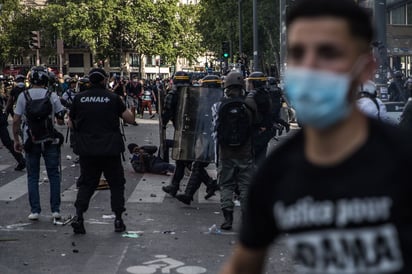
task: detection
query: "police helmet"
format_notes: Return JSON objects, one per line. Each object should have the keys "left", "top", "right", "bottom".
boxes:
{"left": 200, "top": 75, "right": 221, "bottom": 87}
{"left": 172, "top": 71, "right": 190, "bottom": 86}
{"left": 15, "top": 74, "right": 26, "bottom": 82}
{"left": 224, "top": 71, "right": 244, "bottom": 89}
{"left": 267, "top": 77, "right": 278, "bottom": 86}
{"left": 248, "top": 71, "right": 267, "bottom": 88}
{"left": 394, "top": 71, "right": 403, "bottom": 79}
{"left": 358, "top": 80, "right": 376, "bottom": 95}
{"left": 29, "top": 66, "right": 49, "bottom": 86}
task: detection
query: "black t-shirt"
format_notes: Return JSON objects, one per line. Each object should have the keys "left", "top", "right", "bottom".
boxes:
{"left": 69, "top": 87, "right": 127, "bottom": 155}
{"left": 126, "top": 81, "right": 142, "bottom": 98}
{"left": 240, "top": 119, "right": 412, "bottom": 273}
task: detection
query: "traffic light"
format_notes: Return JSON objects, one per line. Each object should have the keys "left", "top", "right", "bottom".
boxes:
{"left": 222, "top": 41, "right": 230, "bottom": 59}
{"left": 29, "top": 31, "right": 40, "bottom": 49}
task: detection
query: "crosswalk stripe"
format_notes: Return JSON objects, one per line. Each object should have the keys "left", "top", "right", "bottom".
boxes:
{"left": 0, "top": 165, "right": 11, "bottom": 172}
{"left": 0, "top": 166, "right": 68, "bottom": 202}
{"left": 61, "top": 183, "right": 79, "bottom": 202}
{"left": 127, "top": 173, "right": 169, "bottom": 203}
{"left": 0, "top": 174, "right": 28, "bottom": 201}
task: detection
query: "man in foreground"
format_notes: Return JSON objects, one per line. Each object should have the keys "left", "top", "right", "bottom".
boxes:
{"left": 220, "top": 0, "right": 412, "bottom": 273}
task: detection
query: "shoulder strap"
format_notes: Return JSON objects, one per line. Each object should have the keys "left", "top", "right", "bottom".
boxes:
{"left": 24, "top": 89, "right": 32, "bottom": 102}
{"left": 361, "top": 92, "right": 381, "bottom": 119}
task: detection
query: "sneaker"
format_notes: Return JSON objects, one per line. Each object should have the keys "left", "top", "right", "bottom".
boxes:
{"left": 28, "top": 212, "right": 39, "bottom": 220}
{"left": 15, "top": 162, "right": 26, "bottom": 171}
{"left": 52, "top": 212, "right": 61, "bottom": 219}
{"left": 132, "top": 121, "right": 138, "bottom": 126}
{"left": 71, "top": 216, "right": 86, "bottom": 234}
{"left": 150, "top": 114, "right": 155, "bottom": 119}
{"left": 114, "top": 219, "right": 126, "bottom": 232}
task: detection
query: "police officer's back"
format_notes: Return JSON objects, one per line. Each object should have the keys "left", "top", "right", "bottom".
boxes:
{"left": 68, "top": 68, "right": 135, "bottom": 234}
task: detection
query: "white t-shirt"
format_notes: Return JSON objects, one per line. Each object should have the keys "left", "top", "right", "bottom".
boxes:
{"left": 357, "top": 97, "right": 392, "bottom": 124}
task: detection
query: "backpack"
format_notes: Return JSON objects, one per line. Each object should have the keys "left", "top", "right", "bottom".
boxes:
{"left": 24, "top": 89, "right": 55, "bottom": 144}
{"left": 217, "top": 96, "right": 251, "bottom": 147}
{"left": 359, "top": 92, "right": 381, "bottom": 120}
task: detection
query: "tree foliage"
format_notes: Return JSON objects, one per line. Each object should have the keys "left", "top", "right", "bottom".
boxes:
{"left": 197, "top": 0, "right": 281, "bottom": 76}
{"left": 0, "top": 0, "right": 203, "bottom": 67}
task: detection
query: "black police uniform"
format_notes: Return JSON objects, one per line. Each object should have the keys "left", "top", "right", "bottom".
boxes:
{"left": 0, "top": 95, "right": 25, "bottom": 170}
{"left": 70, "top": 86, "right": 127, "bottom": 222}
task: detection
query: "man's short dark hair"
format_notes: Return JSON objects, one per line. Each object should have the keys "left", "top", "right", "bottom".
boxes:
{"left": 286, "top": 0, "right": 374, "bottom": 46}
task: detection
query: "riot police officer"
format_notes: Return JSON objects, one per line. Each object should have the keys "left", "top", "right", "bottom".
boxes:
{"left": 161, "top": 71, "right": 193, "bottom": 197}
{"left": 246, "top": 71, "right": 274, "bottom": 164}
{"left": 174, "top": 75, "right": 222, "bottom": 205}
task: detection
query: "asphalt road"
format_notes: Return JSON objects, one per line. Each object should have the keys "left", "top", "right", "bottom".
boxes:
{"left": 0, "top": 114, "right": 297, "bottom": 274}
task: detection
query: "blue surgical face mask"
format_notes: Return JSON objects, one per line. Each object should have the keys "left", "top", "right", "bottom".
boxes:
{"left": 16, "top": 82, "right": 26, "bottom": 89}
{"left": 284, "top": 68, "right": 354, "bottom": 129}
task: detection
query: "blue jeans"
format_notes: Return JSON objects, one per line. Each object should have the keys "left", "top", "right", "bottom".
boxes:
{"left": 26, "top": 144, "right": 61, "bottom": 214}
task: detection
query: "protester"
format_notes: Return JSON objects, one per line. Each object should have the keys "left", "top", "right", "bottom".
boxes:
{"left": 127, "top": 143, "right": 175, "bottom": 175}
{"left": 220, "top": 0, "right": 412, "bottom": 273}
{"left": 357, "top": 79, "right": 391, "bottom": 123}
{"left": 12, "top": 66, "right": 65, "bottom": 220}
{"left": 68, "top": 68, "right": 135, "bottom": 234}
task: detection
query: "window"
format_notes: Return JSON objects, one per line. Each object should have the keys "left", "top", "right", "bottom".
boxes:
{"left": 29, "top": 55, "right": 40, "bottom": 66}
{"left": 146, "top": 55, "right": 154, "bottom": 66}
{"left": 392, "top": 5, "right": 406, "bottom": 25}
{"left": 48, "top": 55, "right": 58, "bottom": 65}
{"left": 407, "top": 4, "right": 412, "bottom": 25}
{"left": 130, "top": 53, "right": 140, "bottom": 67}
{"left": 69, "top": 54, "right": 84, "bottom": 67}
{"left": 109, "top": 54, "right": 121, "bottom": 67}
{"left": 13, "top": 56, "right": 23, "bottom": 65}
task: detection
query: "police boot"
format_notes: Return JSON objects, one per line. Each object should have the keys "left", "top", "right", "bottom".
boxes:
{"left": 175, "top": 168, "right": 202, "bottom": 205}
{"left": 221, "top": 209, "right": 233, "bottom": 230}
{"left": 205, "top": 179, "right": 219, "bottom": 200}
{"left": 162, "top": 181, "right": 179, "bottom": 197}
{"left": 7, "top": 143, "right": 25, "bottom": 171}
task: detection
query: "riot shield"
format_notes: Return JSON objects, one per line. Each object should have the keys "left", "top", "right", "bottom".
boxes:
{"left": 172, "top": 86, "right": 223, "bottom": 162}
{"left": 157, "top": 87, "right": 167, "bottom": 161}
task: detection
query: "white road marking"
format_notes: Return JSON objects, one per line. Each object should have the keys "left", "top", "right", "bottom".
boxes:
{"left": 127, "top": 173, "right": 168, "bottom": 203}
{"left": 0, "top": 164, "right": 11, "bottom": 172}
{"left": 0, "top": 166, "right": 67, "bottom": 201}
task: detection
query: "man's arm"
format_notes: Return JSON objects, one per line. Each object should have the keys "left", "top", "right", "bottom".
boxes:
{"left": 122, "top": 108, "right": 135, "bottom": 124}
{"left": 12, "top": 114, "right": 23, "bottom": 153}
{"left": 219, "top": 244, "right": 268, "bottom": 274}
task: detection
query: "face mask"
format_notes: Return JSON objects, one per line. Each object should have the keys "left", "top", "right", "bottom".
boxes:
{"left": 133, "top": 79, "right": 138, "bottom": 83}
{"left": 284, "top": 67, "right": 355, "bottom": 129}
{"left": 16, "top": 82, "right": 26, "bottom": 88}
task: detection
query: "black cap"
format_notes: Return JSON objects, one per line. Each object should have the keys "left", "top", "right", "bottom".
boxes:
{"left": 89, "top": 68, "right": 108, "bottom": 83}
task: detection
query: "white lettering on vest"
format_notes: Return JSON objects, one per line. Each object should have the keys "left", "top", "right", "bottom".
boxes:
{"left": 80, "top": 96, "right": 110, "bottom": 103}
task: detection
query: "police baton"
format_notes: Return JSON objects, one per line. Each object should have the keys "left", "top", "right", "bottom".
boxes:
{"left": 65, "top": 126, "right": 70, "bottom": 143}
{"left": 120, "top": 118, "right": 126, "bottom": 162}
